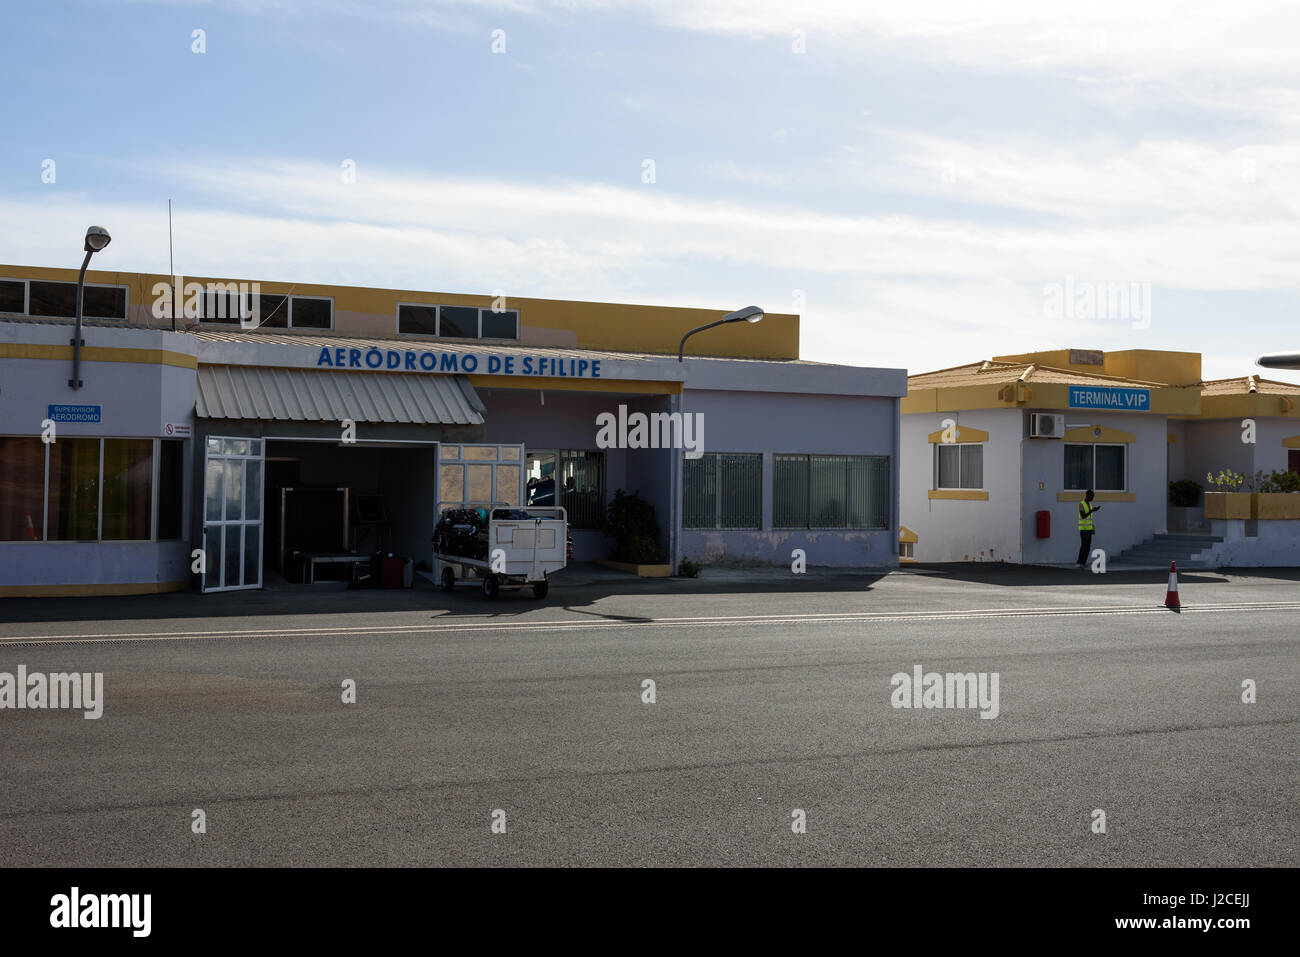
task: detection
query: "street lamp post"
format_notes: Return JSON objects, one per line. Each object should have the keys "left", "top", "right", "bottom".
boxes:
{"left": 677, "top": 305, "right": 764, "bottom": 362}
{"left": 70, "top": 226, "right": 111, "bottom": 390}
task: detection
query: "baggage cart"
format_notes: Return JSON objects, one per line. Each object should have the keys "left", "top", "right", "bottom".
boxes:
{"left": 435, "top": 506, "right": 568, "bottom": 599}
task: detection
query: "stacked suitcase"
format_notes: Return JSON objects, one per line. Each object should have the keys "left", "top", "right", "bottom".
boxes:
{"left": 433, "top": 508, "right": 490, "bottom": 561}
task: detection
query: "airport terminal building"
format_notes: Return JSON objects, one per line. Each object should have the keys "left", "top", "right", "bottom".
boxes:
{"left": 0, "top": 264, "right": 905, "bottom": 596}
{"left": 900, "top": 348, "right": 1300, "bottom": 566}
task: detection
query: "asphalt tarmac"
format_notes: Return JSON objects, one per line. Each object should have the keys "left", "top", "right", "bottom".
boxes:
{"left": 0, "top": 564, "right": 1296, "bottom": 866}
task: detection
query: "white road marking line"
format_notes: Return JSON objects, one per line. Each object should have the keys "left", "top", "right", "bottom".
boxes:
{"left": 2, "top": 601, "right": 1299, "bottom": 645}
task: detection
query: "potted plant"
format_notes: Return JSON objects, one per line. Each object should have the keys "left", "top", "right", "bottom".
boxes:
{"left": 1167, "top": 479, "right": 1204, "bottom": 531}
{"left": 1252, "top": 469, "right": 1300, "bottom": 519}
{"left": 1203, "top": 469, "right": 1251, "bottom": 519}
{"left": 1204, "top": 469, "right": 1300, "bottom": 520}
{"left": 598, "top": 489, "right": 671, "bottom": 576}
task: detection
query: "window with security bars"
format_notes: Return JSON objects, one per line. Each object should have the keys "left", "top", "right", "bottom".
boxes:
{"left": 774, "top": 454, "right": 890, "bottom": 529}
{"left": 525, "top": 449, "right": 606, "bottom": 528}
{"left": 683, "top": 453, "right": 761, "bottom": 529}
{"left": 559, "top": 451, "right": 605, "bottom": 528}
{"left": 934, "top": 444, "right": 984, "bottom": 489}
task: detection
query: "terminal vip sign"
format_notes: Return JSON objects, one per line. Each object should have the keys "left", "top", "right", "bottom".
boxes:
{"left": 1067, "top": 386, "right": 1150, "bottom": 411}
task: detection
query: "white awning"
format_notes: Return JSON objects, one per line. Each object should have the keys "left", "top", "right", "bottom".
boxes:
{"left": 195, "top": 365, "right": 485, "bottom": 425}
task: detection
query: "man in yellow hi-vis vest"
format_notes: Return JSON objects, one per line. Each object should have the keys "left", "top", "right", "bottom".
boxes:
{"left": 1076, "top": 489, "right": 1101, "bottom": 567}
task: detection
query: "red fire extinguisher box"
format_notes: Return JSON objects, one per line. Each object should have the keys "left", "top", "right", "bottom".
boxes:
{"left": 1035, "top": 510, "right": 1051, "bottom": 539}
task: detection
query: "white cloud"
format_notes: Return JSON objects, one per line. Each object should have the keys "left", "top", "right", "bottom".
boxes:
{"left": 6, "top": 155, "right": 1300, "bottom": 384}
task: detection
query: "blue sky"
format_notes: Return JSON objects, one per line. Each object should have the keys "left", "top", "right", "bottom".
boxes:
{"left": 4, "top": 0, "right": 1300, "bottom": 381}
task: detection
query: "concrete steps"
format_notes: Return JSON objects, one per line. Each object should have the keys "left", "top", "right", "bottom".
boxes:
{"left": 1112, "top": 533, "right": 1223, "bottom": 570}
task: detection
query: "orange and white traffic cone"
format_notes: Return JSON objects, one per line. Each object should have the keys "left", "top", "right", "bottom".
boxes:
{"left": 23, "top": 509, "right": 37, "bottom": 541}
{"left": 1164, "top": 561, "right": 1180, "bottom": 610}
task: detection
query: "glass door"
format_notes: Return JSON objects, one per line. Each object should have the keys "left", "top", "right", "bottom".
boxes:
{"left": 201, "top": 436, "right": 264, "bottom": 592}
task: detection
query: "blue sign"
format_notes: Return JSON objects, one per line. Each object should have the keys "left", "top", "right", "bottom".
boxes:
{"left": 1068, "top": 386, "right": 1150, "bottom": 411}
{"left": 47, "top": 404, "right": 101, "bottom": 423}
{"left": 315, "top": 347, "right": 601, "bottom": 378}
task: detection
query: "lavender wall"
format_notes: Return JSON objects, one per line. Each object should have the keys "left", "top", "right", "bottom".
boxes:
{"left": 679, "top": 390, "right": 900, "bottom": 568}
{"left": 0, "top": 344, "right": 197, "bottom": 592}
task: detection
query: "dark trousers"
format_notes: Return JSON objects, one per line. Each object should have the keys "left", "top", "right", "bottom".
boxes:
{"left": 1077, "top": 530, "right": 1093, "bottom": 566}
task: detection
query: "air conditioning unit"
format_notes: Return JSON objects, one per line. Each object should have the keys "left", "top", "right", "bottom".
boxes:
{"left": 1029, "top": 413, "right": 1065, "bottom": 438}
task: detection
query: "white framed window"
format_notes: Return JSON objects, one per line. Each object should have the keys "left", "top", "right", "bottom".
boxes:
{"left": 1064, "top": 442, "right": 1126, "bottom": 491}
{"left": 934, "top": 443, "right": 984, "bottom": 490}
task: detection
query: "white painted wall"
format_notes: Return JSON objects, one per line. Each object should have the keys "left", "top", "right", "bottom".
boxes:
{"left": 1181, "top": 416, "right": 1300, "bottom": 489}
{"left": 1208, "top": 519, "right": 1300, "bottom": 565}
{"left": 1021, "top": 411, "right": 1168, "bottom": 564}
{"left": 900, "top": 409, "right": 1022, "bottom": 563}
{"left": 902, "top": 407, "right": 1172, "bottom": 564}
{"left": 1253, "top": 417, "right": 1300, "bottom": 475}
{"left": 1182, "top": 419, "right": 1256, "bottom": 486}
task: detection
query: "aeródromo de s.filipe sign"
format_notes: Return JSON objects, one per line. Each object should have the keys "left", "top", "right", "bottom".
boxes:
{"left": 316, "top": 346, "right": 602, "bottom": 378}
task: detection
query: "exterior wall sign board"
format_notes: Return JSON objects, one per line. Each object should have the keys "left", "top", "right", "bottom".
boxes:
{"left": 1067, "top": 386, "right": 1150, "bottom": 411}
{"left": 47, "top": 403, "right": 101, "bottom": 423}
{"left": 316, "top": 346, "right": 602, "bottom": 378}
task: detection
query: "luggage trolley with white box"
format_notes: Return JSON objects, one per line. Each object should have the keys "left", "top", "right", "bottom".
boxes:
{"left": 434, "top": 505, "right": 568, "bottom": 599}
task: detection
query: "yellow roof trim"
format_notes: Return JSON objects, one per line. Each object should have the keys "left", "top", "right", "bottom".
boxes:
{"left": 926, "top": 425, "right": 989, "bottom": 443}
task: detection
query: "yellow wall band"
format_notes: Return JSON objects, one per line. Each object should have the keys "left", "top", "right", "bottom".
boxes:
{"left": 0, "top": 580, "right": 189, "bottom": 598}
{"left": 1063, "top": 425, "right": 1136, "bottom": 443}
{"left": 468, "top": 375, "right": 681, "bottom": 395}
{"left": 0, "top": 342, "right": 197, "bottom": 369}
{"left": 1057, "top": 491, "right": 1136, "bottom": 502}
{"left": 928, "top": 489, "right": 989, "bottom": 501}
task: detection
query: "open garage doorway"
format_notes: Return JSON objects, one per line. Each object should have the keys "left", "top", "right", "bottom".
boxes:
{"left": 263, "top": 439, "right": 438, "bottom": 585}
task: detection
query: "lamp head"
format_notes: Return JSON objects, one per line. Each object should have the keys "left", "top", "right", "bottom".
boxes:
{"left": 723, "top": 305, "right": 764, "bottom": 324}
{"left": 84, "top": 226, "right": 111, "bottom": 253}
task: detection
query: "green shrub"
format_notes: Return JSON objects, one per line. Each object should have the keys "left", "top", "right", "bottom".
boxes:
{"left": 1268, "top": 470, "right": 1300, "bottom": 493}
{"left": 1168, "top": 479, "right": 1202, "bottom": 507}
{"left": 1205, "top": 469, "right": 1246, "bottom": 492}
{"left": 678, "top": 558, "right": 702, "bottom": 578}
{"left": 604, "top": 489, "right": 665, "bottom": 563}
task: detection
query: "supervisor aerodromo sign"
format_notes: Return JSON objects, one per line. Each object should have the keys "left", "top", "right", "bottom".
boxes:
{"left": 315, "top": 345, "right": 604, "bottom": 378}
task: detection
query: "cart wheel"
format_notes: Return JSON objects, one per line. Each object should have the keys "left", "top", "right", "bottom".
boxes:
{"left": 440, "top": 567, "right": 455, "bottom": 592}
{"left": 482, "top": 574, "right": 500, "bottom": 599}
{"left": 532, "top": 581, "right": 549, "bottom": 600}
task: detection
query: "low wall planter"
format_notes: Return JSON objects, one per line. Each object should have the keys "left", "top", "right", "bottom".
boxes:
{"left": 1204, "top": 492, "right": 1252, "bottom": 520}
{"left": 1253, "top": 493, "right": 1300, "bottom": 520}
{"left": 596, "top": 559, "right": 673, "bottom": 578}
{"left": 1205, "top": 492, "right": 1300, "bottom": 520}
